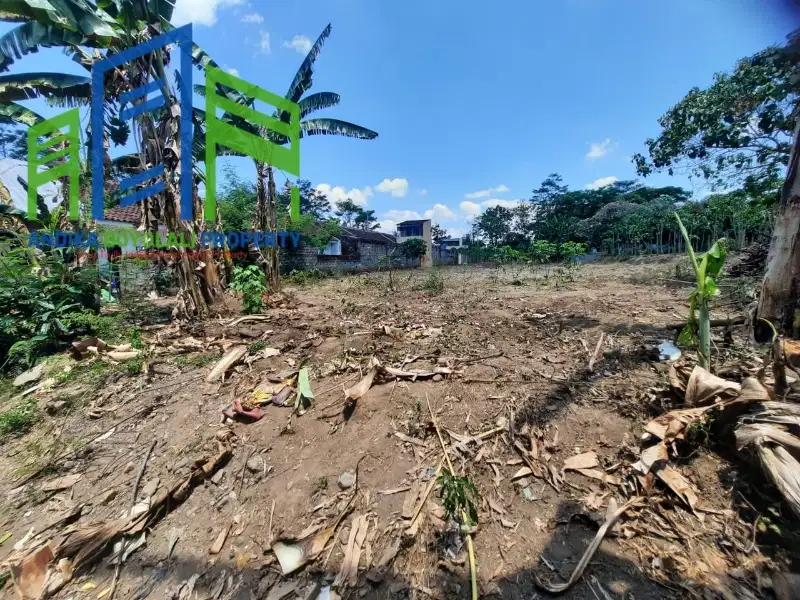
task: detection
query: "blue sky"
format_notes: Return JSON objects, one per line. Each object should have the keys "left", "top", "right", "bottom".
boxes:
{"left": 3, "top": 0, "right": 797, "bottom": 236}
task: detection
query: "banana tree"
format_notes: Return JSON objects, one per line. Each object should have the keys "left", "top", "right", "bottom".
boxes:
{"left": 192, "top": 23, "right": 377, "bottom": 291}
{"left": 0, "top": 0, "right": 223, "bottom": 317}
{"left": 675, "top": 212, "right": 727, "bottom": 369}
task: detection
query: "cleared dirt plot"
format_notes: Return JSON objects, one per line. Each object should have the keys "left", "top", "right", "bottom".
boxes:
{"left": 1, "top": 258, "right": 798, "bottom": 599}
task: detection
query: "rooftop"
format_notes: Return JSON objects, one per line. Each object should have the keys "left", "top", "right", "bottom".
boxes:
{"left": 397, "top": 219, "right": 429, "bottom": 226}
{"left": 340, "top": 227, "right": 396, "bottom": 245}
{"left": 102, "top": 205, "right": 142, "bottom": 225}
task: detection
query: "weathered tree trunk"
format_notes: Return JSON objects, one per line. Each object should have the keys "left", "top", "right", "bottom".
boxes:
{"left": 266, "top": 164, "right": 280, "bottom": 291}
{"left": 755, "top": 114, "right": 800, "bottom": 341}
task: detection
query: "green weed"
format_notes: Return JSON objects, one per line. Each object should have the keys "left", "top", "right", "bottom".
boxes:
{"left": 174, "top": 352, "right": 219, "bottom": 369}
{"left": 248, "top": 341, "right": 266, "bottom": 354}
{"left": 414, "top": 270, "right": 445, "bottom": 293}
{"left": 437, "top": 468, "right": 479, "bottom": 525}
{"left": 0, "top": 398, "right": 39, "bottom": 437}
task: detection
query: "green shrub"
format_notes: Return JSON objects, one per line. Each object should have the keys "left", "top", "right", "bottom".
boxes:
{"left": 230, "top": 265, "right": 267, "bottom": 314}
{"left": 398, "top": 238, "right": 427, "bottom": 261}
{"left": 0, "top": 239, "right": 101, "bottom": 371}
{"left": 415, "top": 270, "right": 445, "bottom": 293}
{"left": 286, "top": 268, "right": 331, "bottom": 286}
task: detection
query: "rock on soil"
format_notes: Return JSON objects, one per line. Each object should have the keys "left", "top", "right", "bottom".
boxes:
{"left": 338, "top": 471, "right": 356, "bottom": 489}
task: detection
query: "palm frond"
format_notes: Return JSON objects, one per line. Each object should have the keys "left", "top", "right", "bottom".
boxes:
{"left": 284, "top": 23, "right": 332, "bottom": 104}
{"left": 300, "top": 118, "right": 378, "bottom": 140}
{"left": 0, "top": 21, "right": 88, "bottom": 72}
{"left": 98, "top": 0, "right": 174, "bottom": 26}
{"left": 0, "top": 72, "right": 90, "bottom": 104}
{"left": 191, "top": 42, "right": 219, "bottom": 71}
{"left": 62, "top": 45, "right": 95, "bottom": 71}
{"left": 298, "top": 92, "right": 339, "bottom": 119}
{"left": 0, "top": 0, "right": 118, "bottom": 38}
{"left": 0, "top": 101, "right": 44, "bottom": 127}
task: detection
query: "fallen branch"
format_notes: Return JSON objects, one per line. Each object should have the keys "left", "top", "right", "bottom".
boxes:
{"left": 130, "top": 440, "right": 157, "bottom": 515}
{"left": 457, "top": 351, "right": 504, "bottom": 365}
{"left": 227, "top": 315, "right": 271, "bottom": 328}
{"left": 664, "top": 316, "right": 746, "bottom": 330}
{"left": 588, "top": 332, "right": 605, "bottom": 372}
{"left": 534, "top": 497, "right": 642, "bottom": 593}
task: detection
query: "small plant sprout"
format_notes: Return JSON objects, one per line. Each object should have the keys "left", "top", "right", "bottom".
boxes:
{"left": 674, "top": 212, "right": 727, "bottom": 369}
{"left": 437, "top": 467, "right": 480, "bottom": 527}
{"left": 230, "top": 265, "right": 268, "bottom": 314}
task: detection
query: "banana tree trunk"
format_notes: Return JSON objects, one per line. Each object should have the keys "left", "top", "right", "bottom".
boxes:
{"left": 266, "top": 164, "right": 280, "bottom": 291}
{"left": 755, "top": 114, "right": 800, "bottom": 341}
{"left": 149, "top": 112, "right": 209, "bottom": 317}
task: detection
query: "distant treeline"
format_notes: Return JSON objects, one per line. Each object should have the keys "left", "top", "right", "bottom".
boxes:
{"left": 467, "top": 175, "right": 774, "bottom": 256}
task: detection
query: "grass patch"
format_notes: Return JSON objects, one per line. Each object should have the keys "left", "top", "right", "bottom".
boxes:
{"left": 285, "top": 268, "right": 336, "bottom": 287}
{"left": 248, "top": 341, "right": 266, "bottom": 354}
{"left": 50, "top": 357, "right": 110, "bottom": 387}
{"left": 414, "top": 270, "right": 445, "bottom": 293}
{"left": 174, "top": 352, "right": 219, "bottom": 369}
{"left": 0, "top": 397, "right": 39, "bottom": 437}
{"left": 125, "top": 355, "right": 145, "bottom": 375}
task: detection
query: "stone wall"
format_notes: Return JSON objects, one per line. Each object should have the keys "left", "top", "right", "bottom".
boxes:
{"left": 281, "top": 241, "right": 394, "bottom": 274}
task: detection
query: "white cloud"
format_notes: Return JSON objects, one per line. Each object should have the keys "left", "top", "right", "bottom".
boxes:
{"left": 316, "top": 183, "right": 373, "bottom": 207}
{"left": 282, "top": 35, "right": 312, "bottom": 55}
{"left": 259, "top": 31, "right": 271, "bottom": 54}
{"left": 481, "top": 198, "right": 520, "bottom": 209}
{"left": 383, "top": 209, "right": 423, "bottom": 222}
{"left": 424, "top": 203, "right": 457, "bottom": 221}
{"left": 460, "top": 201, "right": 482, "bottom": 217}
{"left": 419, "top": 188, "right": 428, "bottom": 196}
{"left": 586, "top": 138, "right": 615, "bottom": 160}
{"left": 225, "top": 66, "right": 239, "bottom": 77}
{"left": 465, "top": 184, "right": 509, "bottom": 199}
{"left": 172, "top": 0, "right": 244, "bottom": 26}
{"left": 585, "top": 176, "right": 618, "bottom": 190}
{"left": 376, "top": 178, "right": 409, "bottom": 198}
{"left": 241, "top": 12, "right": 264, "bottom": 23}
{"left": 376, "top": 220, "right": 397, "bottom": 233}
{"left": 447, "top": 227, "right": 465, "bottom": 239}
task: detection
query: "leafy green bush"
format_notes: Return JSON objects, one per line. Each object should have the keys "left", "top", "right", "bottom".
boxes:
{"left": 558, "top": 241, "right": 587, "bottom": 261}
{"left": 230, "top": 265, "right": 267, "bottom": 314}
{"left": 531, "top": 240, "right": 558, "bottom": 263}
{"left": 398, "top": 238, "right": 427, "bottom": 261}
{"left": 0, "top": 240, "right": 101, "bottom": 371}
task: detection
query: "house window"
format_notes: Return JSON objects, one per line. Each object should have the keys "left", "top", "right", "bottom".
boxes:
{"left": 399, "top": 225, "right": 422, "bottom": 237}
{"left": 321, "top": 238, "right": 342, "bottom": 256}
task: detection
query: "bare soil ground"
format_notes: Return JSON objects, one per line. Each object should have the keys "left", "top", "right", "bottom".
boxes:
{"left": 0, "top": 258, "right": 791, "bottom": 600}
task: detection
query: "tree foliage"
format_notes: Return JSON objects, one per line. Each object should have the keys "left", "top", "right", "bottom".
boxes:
{"left": 398, "top": 238, "right": 426, "bottom": 260}
{"left": 431, "top": 223, "right": 448, "bottom": 243}
{"left": 632, "top": 37, "right": 798, "bottom": 197}
{"left": 334, "top": 198, "right": 377, "bottom": 229}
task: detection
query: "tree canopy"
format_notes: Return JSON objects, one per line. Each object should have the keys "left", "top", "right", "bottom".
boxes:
{"left": 632, "top": 36, "right": 798, "bottom": 199}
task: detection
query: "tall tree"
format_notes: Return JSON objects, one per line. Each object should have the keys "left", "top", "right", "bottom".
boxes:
{"left": 475, "top": 205, "right": 512, "bottom": 245}
{"left": 632, "top": 37, "right": 797, "bottom": 197}
{"left": 192, "top": 23, "right": 378, "bottom": 291}
{"left": 354, "top": 208, "right": 379, "bottom": 230}
{"left": 279, "top": 179, "right": 331, "bottom": 219}
{"left": 431, "top": 223, "right": 448, "bottom": 243}
{"left": 0, "top": 0, "right": 223, "bottom": 317}
{"left": 334, "top": 198, "right": 363, "bottom": 226}
{"left": 757, "top": 30, "right": 800, "bottom": 339}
